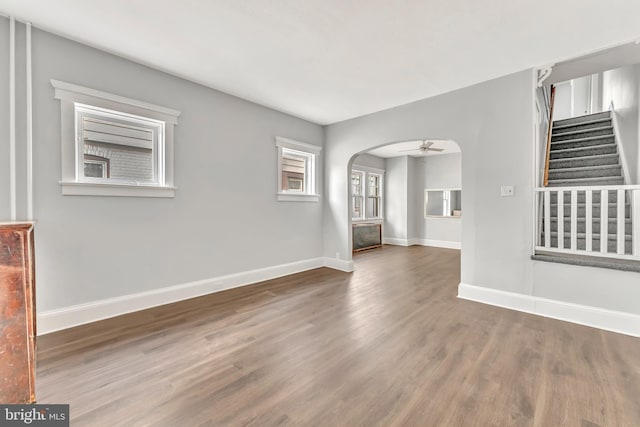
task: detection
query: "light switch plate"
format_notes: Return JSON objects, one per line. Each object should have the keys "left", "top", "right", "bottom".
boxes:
{"left": 501, "top": 185, "right": 514, "bottom": 197}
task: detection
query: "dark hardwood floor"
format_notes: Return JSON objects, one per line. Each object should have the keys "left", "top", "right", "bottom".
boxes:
{"left": 37, "top": 245, "right": 640, "bottom": 426}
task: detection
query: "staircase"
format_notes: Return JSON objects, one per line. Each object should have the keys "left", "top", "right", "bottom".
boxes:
{"left": 547, "top": 111, "right": 623, "bottom": 186}
{"left": 540, "top": 111, "right": 634, "bottom": 258}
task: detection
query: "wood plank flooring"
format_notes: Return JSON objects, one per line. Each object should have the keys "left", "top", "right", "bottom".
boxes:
{"left": 36, "top": 245, "right": 640, "bottom": 426}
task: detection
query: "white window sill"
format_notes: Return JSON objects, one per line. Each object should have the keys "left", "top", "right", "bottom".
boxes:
{"left": 353, "top": 218, "right": 384, "bottom": 224}
{"left": 277, "top": 193, "right": 319, "bottom": 202}
{"left": 60, "top": 181, "right": 176, "bottom": 198}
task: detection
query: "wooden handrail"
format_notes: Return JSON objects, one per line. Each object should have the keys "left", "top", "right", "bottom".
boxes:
{"left": 543, "top": 85, "right": 556, "bottom": 186}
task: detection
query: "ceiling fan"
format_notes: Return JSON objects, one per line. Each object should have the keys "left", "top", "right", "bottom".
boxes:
{"left": 399, "top": 140, "right": 444, "bottom": 154}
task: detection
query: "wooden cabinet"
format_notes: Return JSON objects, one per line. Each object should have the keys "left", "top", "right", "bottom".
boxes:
{"left": 0, "top": 223, "right": 36, "bottom": 404}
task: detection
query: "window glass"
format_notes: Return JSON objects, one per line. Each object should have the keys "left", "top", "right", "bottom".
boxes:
{"left": 281, "top": 150, "right": 307, "bottom": 192}
{"left": 76, "top": 104, "right": 162, "bottom": 185}
{"left": 352, "top": 171, "right": 364, "bottom": 219}
{"left": 275, "top": 137, "right": 321, "bottom": 201}
{"left": 367, "top": 173, "right": 382, "bottom": 218}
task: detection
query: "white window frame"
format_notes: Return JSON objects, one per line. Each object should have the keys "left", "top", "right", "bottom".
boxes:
{"left": 83, "top": 158, "right": 108, "bottom": 178}
{"left": 351, "top": 170, "right": 365, "bottom": 221}
{"left": 52, "top": 79, "right": 180, "bottom": 197}
{"left": 366, "top": 172, "right": 383, "bottom": 220}
{"left": 424, "top": 188, "right": 462, "bottom": 218}
{"left": 276, "top": 137, "right": 321, "bottom": 202}
{"left": 351, "top": 165, "right": 385, "bottom": 222}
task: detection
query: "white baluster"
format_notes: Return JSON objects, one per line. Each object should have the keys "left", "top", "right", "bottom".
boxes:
{"left": 633, "top": 189, "right": 640, "bottom": 257}
{"left": 617, "top": 189, "right": 625, "bottom": 255}
{"left": 570, "top": 190, "right": 577, "bottom": 250}
{"left": 557, "top": 191, "right": 564, "bottom": 249}
{"left": 585, "top": 190, "right": 592, "bottom": 252}
{"left": 601, "top": 189, "right": 608, "bottom": 254}
{"left": 544, "top": 191, "right": 550, "bottom": 248}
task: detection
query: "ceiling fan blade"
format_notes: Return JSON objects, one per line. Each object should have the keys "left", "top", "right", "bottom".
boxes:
{"left": 424, "top": 141, "right": 434, "bottom": 149}
{"left": 428, "top": 148, "right": 445, "bottom": 152}
{"left": 398, "top": 148, "right": 419, "bottom": 152}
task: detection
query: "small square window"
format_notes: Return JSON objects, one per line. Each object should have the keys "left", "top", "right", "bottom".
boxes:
{"left": 84, "top": 155, "right": 110, "bottom": 178}
{"left": 276, "top": 137, "right": 321, "bottom": 202}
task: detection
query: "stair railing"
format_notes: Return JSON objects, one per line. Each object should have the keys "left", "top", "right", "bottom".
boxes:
{"left": 609, "top": 101, "right": 632, "bottom": 185}
{"left": 535, "top": 184, "right": 640, "bottom": 260}
{"left": 542, "top": 85, "right": 556, "bottom": 187}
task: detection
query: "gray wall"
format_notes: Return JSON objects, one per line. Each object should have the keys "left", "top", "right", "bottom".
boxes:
{"left": 383, "top": 157, "right": 408, "bottom": 240}
{"left": 352, "top": 153, "right": 385, "bottom": 170}
{"left": 0, "top": 18, "right": 9, "bottom": 220}
{"left": 325, "top": 69, "right": 640, "bottom": 315}
{"left": 553, "top": 81, "right": 572, "bottom": 121}
{"left": 415, "top": 153, "right": 462, "bottom": 244}
{"left": 406, "top": 156, "right": 419, "bottom": 240}
{"left": 2, "top": 20, "right": 324, "bottom": 313}
{"left": 3, "top": 17, "right": 639, "bottom": 325}
{"left": 602, "top": 65, "right": 639, "bottom": 184}
{"left": 382, "top": 153, "right": 462, "bottom": 245}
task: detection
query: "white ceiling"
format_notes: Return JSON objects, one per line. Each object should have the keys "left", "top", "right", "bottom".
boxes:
{"left": 1, "top": 1, "right": 639, "bottom": 124}
{"left": 367, "top": 140, "right": 460, "bottom": 158}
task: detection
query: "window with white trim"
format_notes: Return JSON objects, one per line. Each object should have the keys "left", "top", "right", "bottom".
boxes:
{"left": 276, "top": 137, "right": 321, "bottom": 202}
{"left": 351, "top": 167, "right": 384, "bottom": 220}
{"left": 367, "top": 173, "right": 382, "bottom": 218}
{"left": 52, "top": 79, "right": 180, "bottom": 198}
{"left": 76, "top": 104, "right": 162, "bottom": 185}
{"left": 352, "top": 170, "right": 364, "bottom": 220}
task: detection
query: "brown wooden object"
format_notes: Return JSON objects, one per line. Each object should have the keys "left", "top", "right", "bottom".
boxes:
{"left": 543, "top": 85, "right": 556, "bottom": 187}
{"left": 0, "top": 223, "right": 36, "bottom": 404}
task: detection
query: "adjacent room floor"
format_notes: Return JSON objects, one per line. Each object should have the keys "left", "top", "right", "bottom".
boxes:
{"left": 37, "top": 245, "right": 640, "bottom": 426}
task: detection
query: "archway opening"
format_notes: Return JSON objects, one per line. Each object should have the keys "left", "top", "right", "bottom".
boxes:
{"left": 347, "top": 138, "right": 462, "bottom": 264}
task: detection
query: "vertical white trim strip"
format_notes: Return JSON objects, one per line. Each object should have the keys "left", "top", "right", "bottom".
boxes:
{"left": 601, "top": 190, "right": 608, "bottom": 253}
{"left": 9, "top": 17, "right": 16, "bottom": 221}
{"left": 570, "top": 190, "right": 577, "bottom": 250}
{"left": 585, "top": 190, "right": 592, "bottom": 252}
{"left": 633, "top": 190, "right": 640, "bottom": 257}
{"left": 557, "top": 191, "right": 564, "bottom": 249}
{"left": 544, "top": 190, "right": 550, "bottom": 248}
{"left": 26, "top": 23, "right": 33, "bottom": 221}
{"left": 617, "top": 189, "right": 625, "bottom": 254}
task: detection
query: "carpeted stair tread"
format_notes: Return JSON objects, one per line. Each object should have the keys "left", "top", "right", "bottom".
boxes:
{"left": 553, "top": 111, "right": 611, "bottom": 127}
{"left": 547, "top": 176, "right": 624, "bottom": 186}
{"left": 550, "top": 217, "right": 631, "bottom": 224}
{"left": 551, "top": 200, "right": 630, "bottom": 207}
{"left": 552, "top": 118, "right": 611, "bottom": 132}
{"left": 550, "top": 135, "right": 615, "bottom": 148}
{"left": 550, "top": 204, "right": 630, "bottom": 218}
{"left": 547, "top": 164, "right": 622, "bottom": 180}
{"left": 531, "top": 253, "right": 640, "bottom": 273}
{"left": 551, "top": 126, "right": 613, "bottom": 142}
{"left": 543, "top": 235, "right": 633, "bottom": 254}
{"left": 549, "top": 144, "right": 617, "bottom": 159}
{"left": 548, "top": 190, "right": 629, "bottom": 203}
{"left": 548, "top": 218, "right": 631, "bottom": 234}
{"left": 549, "top": 154, "right": 619, "bottom": 169}
{"left": 547, "top": 231, "right": 632, "bottom": 240}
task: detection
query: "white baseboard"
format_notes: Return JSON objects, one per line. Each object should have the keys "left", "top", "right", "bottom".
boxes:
{"left": 39, "top": 256, "right": 348, "bottom": 335}
{"left": 383, "top": 237, "right": 461, "bottom": 250}
{"left": 323, "top": 257, "right": 354, "bottom": 272}
{"left": 382, "top": 237, "right": 409, "bottom": 246}
{"left": 458, "top": 283, "right": 640, "bottom": 337}
{"left": 409, "top": 238, "right": 461, "bottom": 249}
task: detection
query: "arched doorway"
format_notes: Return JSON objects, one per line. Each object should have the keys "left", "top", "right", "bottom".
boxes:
{"left": 347, "top": 139, "right": 462, "bottom": 262}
